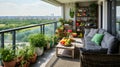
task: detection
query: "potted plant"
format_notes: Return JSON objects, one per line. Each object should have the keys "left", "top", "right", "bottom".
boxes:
{"left": 16, "top": 49, "right": 24, "bottom": 66}
{"left": 69, "top": 8, "right": 74, "bottom": 18}
{"left": 67, "top": 19, "right": 73, "bottom": 25}
{"left": 19, "top": 46, "right": 30, "bottom": 67}
{"left": 20, "top": 60, "right": 29, "bottom": 67}
{"left": 0, "top": 48, "right": 16, "bottom": 67}
{"left": 27, "top": 46, "right": 37, "bottom": 63}
{"left": 45, "top": 36, "right": 54, "bottom": 49}
{"left": 53, "top": 35, "right": 59, "bottom": 45}
{"left": 45, "top": 36, "right": 51, "bottom": 49}
{"left": 29, "top": 34, "right": 47, "bottom": 56}
{"left": 59, "top": 18, "right": 65, "bottom": 25}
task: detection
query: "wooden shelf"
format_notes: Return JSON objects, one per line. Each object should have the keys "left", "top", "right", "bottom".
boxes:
{"left": 76, "top": 16, "right": 96, "bottom": 17}
{"left": 77, "top": 26, "right": 97, "bottom": 28}
{"left": 75, "top": 3, "right": 98, "bottom": 36}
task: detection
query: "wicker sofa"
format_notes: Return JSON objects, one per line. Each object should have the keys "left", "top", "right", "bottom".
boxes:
{"left": 80, "top": 28, "right": 120, "bottom": 67}
{"left": 80, "top": 52, "right": 120, "bottom": 67}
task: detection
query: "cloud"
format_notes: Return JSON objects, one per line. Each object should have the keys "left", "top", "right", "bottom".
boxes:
{"left": 0, "top": 0, "right": 61, "bottom": 16}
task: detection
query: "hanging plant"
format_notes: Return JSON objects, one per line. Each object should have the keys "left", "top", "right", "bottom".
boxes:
{"left": 69, "top": 8, "right": 74, "bottom": 18}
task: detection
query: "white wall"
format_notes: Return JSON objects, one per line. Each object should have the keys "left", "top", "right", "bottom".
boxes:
{"left": 98, "top": 0, "right": 108, "bottom": 30}
{"left": 64, "top": 3, "right": 76, "bottom": 30}
{"left": 98, "top": 4, "right": 101, "bottom": 28}
{"left": 102, "top": 0, "right": 108, "bottom": 30}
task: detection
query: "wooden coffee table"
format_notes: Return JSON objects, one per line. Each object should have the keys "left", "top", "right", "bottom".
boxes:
{"left": 56, "top": 43, "right": 75, "bottom": 59}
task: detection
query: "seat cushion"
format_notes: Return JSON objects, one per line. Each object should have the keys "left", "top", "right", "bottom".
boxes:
{"left": 85, "top": 41, "right": 101, "bottom": 49}
{"left": 84, "top": 36, "right": 101, "bottom": 49}
{"left": 87, "top": 29, "right": 98, "bottom": 37}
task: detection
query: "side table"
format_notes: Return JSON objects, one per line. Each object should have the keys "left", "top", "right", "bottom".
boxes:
{"left": 56, "top": 43, "right": 75, "bottom": 59}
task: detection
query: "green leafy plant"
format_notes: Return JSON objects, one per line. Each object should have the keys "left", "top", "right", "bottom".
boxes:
{"left": 45, "top": 36, "right": 55, "bottom": 48}
{"left": 20, "top": 60, "right": 29, "bottom": 67}
{"left": 69, "top": 8, "right": 74, "bottom": 18}
{"left": 29, "top": 34, "right": 47, "bottom": 47}
{"left": 67, "top": 19, "right": 73, "bottom": 25}
{"left": 53, "top": 36, "right": 59, "bottom": 45}
{"left": 27, "top": 46, "right": 35, "bottom": 57}
{"left": 19, "top": 46, "right": 31, "bottom": 67}
{"left": 0, "top": 48, "right": 16, "bottom": 62}
{"left": 17, "top": 48, "right": 25, "bottom": 57}
{"left": 59, "top": 18, "right": 65, "bottom": 25}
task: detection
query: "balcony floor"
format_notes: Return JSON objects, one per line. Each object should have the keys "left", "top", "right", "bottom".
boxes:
{"left": 30, "top": 48, "right": 80, "bottom": 67}
{"left": 30, "top": 38, "right": 83, "bottom": 67}
{"left": 30, "top": 48, "right": 55, "bottom": 67}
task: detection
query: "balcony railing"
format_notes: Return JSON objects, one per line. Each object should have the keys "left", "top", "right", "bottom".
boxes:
{"left": 0, "top": 21, "right": 60, "bottom": 49}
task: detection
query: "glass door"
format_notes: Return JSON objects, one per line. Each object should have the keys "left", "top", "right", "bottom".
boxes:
{"left": 116, "top": 0, "right": 120, "bottom": 35}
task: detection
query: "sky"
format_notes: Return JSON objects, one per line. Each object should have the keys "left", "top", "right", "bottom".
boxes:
{"left": 0, "top": 0, "right": 62, "bottom": 16}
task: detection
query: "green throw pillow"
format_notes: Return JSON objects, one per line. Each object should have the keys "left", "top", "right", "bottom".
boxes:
{"left": 91, "top": 34, "right": 104, "bottom": 45}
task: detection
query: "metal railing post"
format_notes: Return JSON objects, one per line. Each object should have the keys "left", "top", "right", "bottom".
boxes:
{"left": 1, "top": 33, "right": 4, "bottom": 48}
{"left": 12, "top": 31, "right": 16, "bottom": 50}
{"left": 54, "top": 22, "right": 57, "bottom": 34}
{"left": 43, "top": 24, "right": 45, "bottom": 34}
{"left": 40, "top": 25, "right": 42, "bottom": 34}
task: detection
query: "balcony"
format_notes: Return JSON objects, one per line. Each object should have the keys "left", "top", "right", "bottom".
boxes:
{"left": 0, "top": 0, "right": 120, "bottom": 67}
{"left": 0, "top": 20, "right": 81, "bottom": 67}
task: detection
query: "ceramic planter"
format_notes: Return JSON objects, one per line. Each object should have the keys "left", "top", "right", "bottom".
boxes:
{"left": 35, "top": 47, "right": 44, "bottom": 56}
{"left": 47, "top": 43, "right": 50, "bottom": 49}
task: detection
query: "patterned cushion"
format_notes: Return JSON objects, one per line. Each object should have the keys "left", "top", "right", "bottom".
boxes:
{"left": 87, "top": 29, "right": 98, "bottom": 37}
{"left": 98, "top": 29, "right": 106, "bottom": 34}
{"left": 101, "top": 32, "right": 119, "bottom": 54}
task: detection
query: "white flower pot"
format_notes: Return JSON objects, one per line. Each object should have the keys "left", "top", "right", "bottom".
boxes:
{"left": 35, "top": 47, "right": 44, "bottom": 56}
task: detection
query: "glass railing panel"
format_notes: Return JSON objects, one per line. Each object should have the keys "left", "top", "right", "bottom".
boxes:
{"left": 44, "top": 24, "right": 54, "bottom": 37}
{"left": 16, "top": 26, "right": 40, "bottom": 48}
{"left": 4, "top": 32, "right": 12, "bottom": 49}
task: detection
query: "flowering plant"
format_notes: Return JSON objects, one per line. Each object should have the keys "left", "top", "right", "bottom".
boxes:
{"left": 67, "top": 30, "right": 72, "bottom": 33}
{"left": 67, "top": 30, "right": 72, "bottom": 38}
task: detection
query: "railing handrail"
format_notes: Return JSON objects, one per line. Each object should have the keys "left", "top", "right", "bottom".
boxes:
{"left": 0, "top": 21, "right": 58, "bottom": 33}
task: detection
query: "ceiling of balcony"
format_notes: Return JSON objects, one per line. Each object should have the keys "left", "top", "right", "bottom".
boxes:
{"left": 42, "top": 0, "right": 97, "bottom": 6}
{"left": 56, "top": 0, "right": 97, "bottom": 3}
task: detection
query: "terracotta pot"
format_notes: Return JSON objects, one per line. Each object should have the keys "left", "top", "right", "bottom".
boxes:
{"left": 25, "top": 62, "right": 30, "bottom": 67}
{"left": 21, "top": 61, "right": 30, "bottom": 67}
{"left": 29, "top": 53, "right": 37, "bottom": 63}
{"left": 3, "top": 60, "right": 16, "bottom": 67}
{"left": 19, "top": 61, "right": 30, "bottom": 67}
{"left": 57, "top": 29, "right": 62, "bottom": 32}
{"left": 16, "top": 56, "right": 24, "bottom": 64}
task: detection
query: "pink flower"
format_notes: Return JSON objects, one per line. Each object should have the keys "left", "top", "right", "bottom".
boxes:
{"left": 67, "top": 30, "right": 72, "bottom": 33}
